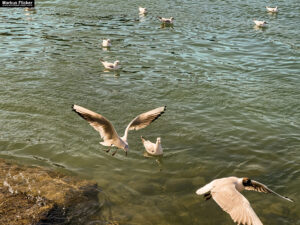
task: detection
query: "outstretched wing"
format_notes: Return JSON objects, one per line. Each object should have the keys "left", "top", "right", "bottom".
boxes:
{"left": 212, "top": 184, "right": 263, "bottom": 225}
{"left": 123, "top": 106, "right": 166, "bottom": 141}
{"left": 245, "top": 180, "right": 294, "bottom": 202}
{"left": 72, "top": 104, "right": 119, "bottom": 141}
{"left": 128, "top": 106, "right": 166, "bottom": 130}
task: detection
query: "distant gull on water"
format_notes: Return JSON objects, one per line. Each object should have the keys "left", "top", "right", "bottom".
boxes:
{"left": 141, "top": 136, "right": 163, "bottom": 156}
{"left": 99, "top": 59, "right": 120, "bottom": 70}
{"left": 158, "top": 16, "right": 174, "bottom": 24}
{"left": 266, "top": 6, "right": 278, "bottom": 13}
{"left": 253, "top": 20, "right": 268, "bottom": 27}
{"left": 102, "top": 39, "right": 111, "bottom": 47}
{"left": 139, "top": 7, "right": 147, "bottom": 15}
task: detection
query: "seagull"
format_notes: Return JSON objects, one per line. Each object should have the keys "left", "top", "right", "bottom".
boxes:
{"left": 158, "top": 16, "right": 174, "bottom": 24}
{"left": 266, "top": 6, "right": 278, "bottom": 13}
{"left": 253, "top": 20, "right": 268, "bottom": 27}
{"left": 141, "top": 136, "right": 163, "bottom": 156}
{"left": 72, "top": 105, "right": 166, "bottom": 156}
{"left": 102, "top": 39, "right": 111, "bottom": 47}
{"left": 24, "top": 7, "right": 36, "bottom": 12}
{"left": 139, "top": 7, "right": 147, "bottom": 15}
{"left": 99, "top": 59, "right": 120, "bottom": 70}
{"left": 196, "top": 177, "right": 293, "bottom": 225}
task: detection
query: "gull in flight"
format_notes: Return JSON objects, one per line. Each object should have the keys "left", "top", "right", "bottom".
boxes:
{"left": 99, "top": 59, "right": 120, "bottom": 70}
{"left": 141, "top": 136, "right": 163, "bottom": 156}
{"left": 102, "top": 39, "right": 111, "bottom": 47}
{"left": 266, "top": 6, "right": 278, "bottom": 13}
{"left": 196, "top": 176, "right": 293, "bottom": 225}
{"left": 253, "top": 20, "right": 268, "bottom": 27}
{"left": 139, "top": 7, "right": 147, "bottom": 15}
{"left": 72, "top": 105, "right": 166, "bottom": 156}
{"left": 158, "top": 16, "right": 174, "bottom": 24}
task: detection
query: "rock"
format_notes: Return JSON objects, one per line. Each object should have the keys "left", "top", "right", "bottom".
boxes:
{"left": 0, "top": 158, "right": 103, "bottom": 225}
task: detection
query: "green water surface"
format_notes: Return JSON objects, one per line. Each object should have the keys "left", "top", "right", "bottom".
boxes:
{"left": 0, "top": 0, "right": 299, "bottom": 224}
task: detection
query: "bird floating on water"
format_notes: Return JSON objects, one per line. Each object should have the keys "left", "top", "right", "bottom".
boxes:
{"left": 196, "top": 176, "right": 293, "bottom": 225}
{"left": 141, "top": 136, "right": 163, "bottom": 156}
{"left": 253, "top": 20, "right": 268, "bottom": 27}
{"left": 24, "top": 7, "right": 36, "bottom": 12}
{"left": 139, "top": 7, "right": 147, "bottom": 15}
{"left": 72, "top": 105, "right": 166, "bottom": 156}
{"left": 266, "top": 6, "right": 278, "bottom": 13}
{"left": 99, "top": 59, "right": 120, "bottom": 70}
{"left": 102, "top": 39, "right": 111, "bottom": 47}
{"left": 158, "top": 16, "right": 174, "bottom": 24}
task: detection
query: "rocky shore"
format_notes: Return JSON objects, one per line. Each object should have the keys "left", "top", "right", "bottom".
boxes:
{"left": 0, "top": 158, "right": 103, "bottom": 225}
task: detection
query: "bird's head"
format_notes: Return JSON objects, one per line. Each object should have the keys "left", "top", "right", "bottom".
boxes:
{"left": 123, "top": 144, "right": 129, "bottom": 156}
{"left": 157, "top": 137, "right": 161, "bottom": 143}
{"left": 242, "top": 177, "right": 252, "bottom": 187}
{"left": 170, "top": 17, "right": 174, "bottom": 21}
{"left": 114, "top": 60, "right": 120, "bottom": 66}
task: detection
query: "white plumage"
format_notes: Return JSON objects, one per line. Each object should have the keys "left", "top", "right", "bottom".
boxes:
{"left": 266, "top": 6, "right": 278, "bottom": 13}
{"left": 139, "top": 7, "right": 147, "bottom": 15}
{"left": 253, "top": 20, "right": 268, "bottom": 27}
{"left": 141, "top": 136, "right": 163, "bottom": 156}
{"left": 158, "top": 16, "right": 174, "bottom": 24}
{"left": 196, "top": 176, "right": 293, "bottom": 225}
{"left": 102, "top": 39, "right": 111, "bottom": 47}
{"left": 99, "top": 59, "right": 120, "bottom": 70}
{"left": 72, "top": 105, "right": 166, "bottom": 156}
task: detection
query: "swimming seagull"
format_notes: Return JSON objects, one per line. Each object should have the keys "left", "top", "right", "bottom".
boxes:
{"left": 102, "top": 39, "right": 111, "bottom": 47}
{"left": 253, "top": 20, "right": 268, "bottom": 27}
{"left": 196, "top": 177, "right": 293, "bottom": 225}
{"left": 266, "top": 6, "right": 278, "bottom": 13}
{"left": 158, "top": 16, "right": 174, "bottom": 24}
{"left": 139, "top": 7, "right": 147, "bottom": 15}
{"left": 141, "top": 136, "right": 163, "bottom": 156}
{"left": 24, "top": 7, "right": 36, "bottom": 12}
{"left": 99, "top": 59, "right": 120, "bottom": 70}
{"left": 72, "top": 105, "right": 166, "bottom": 156}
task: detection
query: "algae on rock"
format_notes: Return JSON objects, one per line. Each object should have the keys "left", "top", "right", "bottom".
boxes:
{"left": 0, "top": 158, "right": 102, "bottom": 225}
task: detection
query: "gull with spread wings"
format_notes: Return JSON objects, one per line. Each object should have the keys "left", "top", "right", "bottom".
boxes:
{"left": 72, "top": 105, "right": 166, "bottom": 156}
{"left": 196, "top": 176, "right": 293, "bottom": 225}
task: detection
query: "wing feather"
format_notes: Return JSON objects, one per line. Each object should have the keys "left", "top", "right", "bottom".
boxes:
{"left": 127, "top": 106, "right": 166, "bottom": 131}
{"left": 212, "top": 184, "right": 263, "bottom": 225}
{"left": 246, "top": 180, "right": 294, "bottom": 202}
{"left": 72, "top": 104, "right": 119, "bottom": 141}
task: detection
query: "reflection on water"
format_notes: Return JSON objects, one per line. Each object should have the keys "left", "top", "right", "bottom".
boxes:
{"left": 0, "top": 0, "right": 299, "bottom": 224}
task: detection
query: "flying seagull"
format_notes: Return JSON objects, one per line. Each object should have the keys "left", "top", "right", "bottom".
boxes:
{"left": 196, "top": 176, "right": 293, "bottom": 225}
{"left": 72, "top": 105, "right": 166, "bottom": 156}
{"left": 141, "top": 136, "right": 163, "bottom": 156}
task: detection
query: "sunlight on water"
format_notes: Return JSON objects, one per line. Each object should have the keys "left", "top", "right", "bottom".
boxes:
{"left": 0, "top": 0, "right": 299, "bottom": 224}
